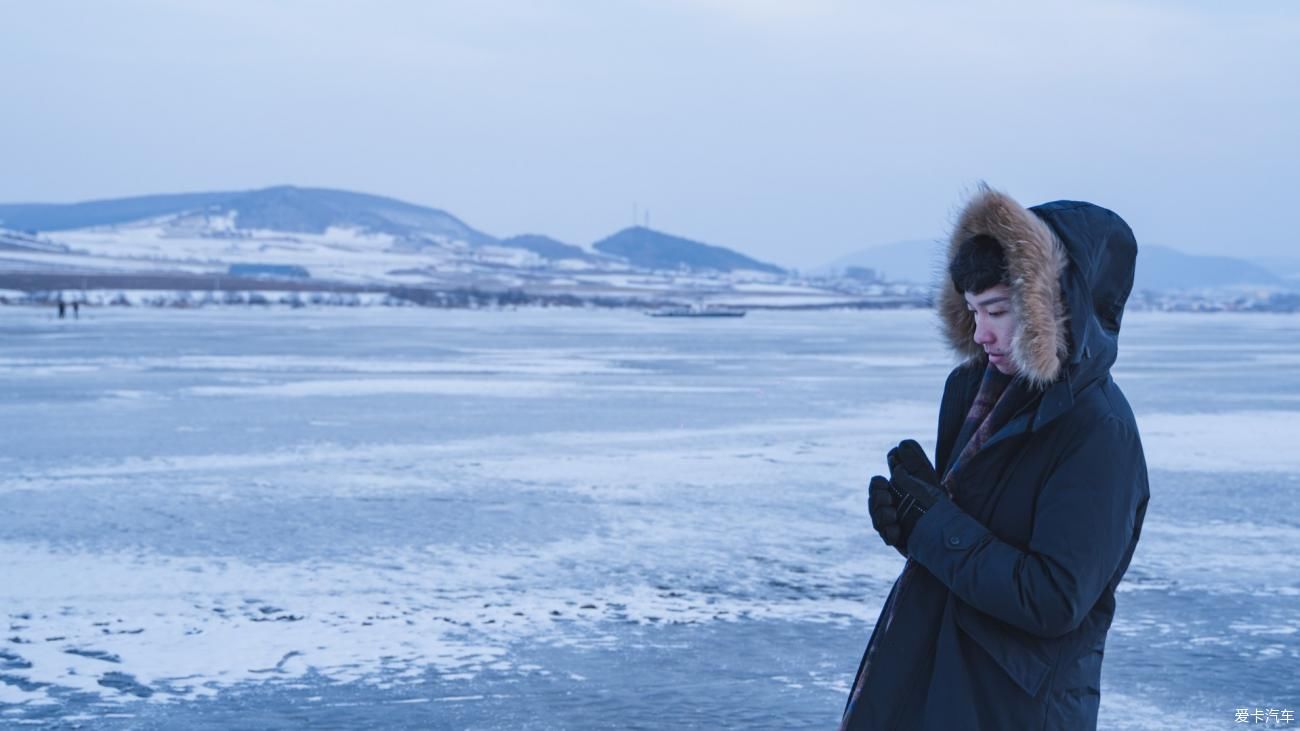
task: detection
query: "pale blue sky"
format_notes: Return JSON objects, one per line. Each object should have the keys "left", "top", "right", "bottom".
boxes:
{"left": 2, "top": 0, "right": 1297, "bottom": 268}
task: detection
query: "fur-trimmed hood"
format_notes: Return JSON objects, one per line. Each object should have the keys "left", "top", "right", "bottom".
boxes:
{"left": 937, "top": 185, "right": 1137, "bottom": 390}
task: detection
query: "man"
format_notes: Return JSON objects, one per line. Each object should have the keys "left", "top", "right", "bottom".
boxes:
{"left": 840, "top": 186, "right": 1150, "bottom": 730}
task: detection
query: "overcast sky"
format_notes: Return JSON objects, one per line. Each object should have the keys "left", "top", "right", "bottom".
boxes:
{"left": 3, "top": 1, "right": 1297, "bottom": 268}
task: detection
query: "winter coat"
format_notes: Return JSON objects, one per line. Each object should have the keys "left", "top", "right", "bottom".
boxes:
{"left": 840, "top": 188, "right": 1151, "bottom": 731}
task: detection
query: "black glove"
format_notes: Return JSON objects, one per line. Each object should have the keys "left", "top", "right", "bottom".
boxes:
{"left": 885, "top": 439, "right": 948, "bottom": 551}
{"left": 868, "top": 475, "right": 905, "bottom": 557}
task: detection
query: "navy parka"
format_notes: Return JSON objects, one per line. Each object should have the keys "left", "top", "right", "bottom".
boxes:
{"left": 840, "top": 192, "right": 1151, "bottom": 730}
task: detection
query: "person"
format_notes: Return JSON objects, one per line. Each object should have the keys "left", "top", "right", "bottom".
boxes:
{"left": 839, "top": 186, "right": 1150, "bottom": 730}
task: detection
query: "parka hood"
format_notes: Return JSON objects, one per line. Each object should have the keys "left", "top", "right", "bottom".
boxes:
{"left": 937, "top": 185, "right": 1137, "bottom": 391}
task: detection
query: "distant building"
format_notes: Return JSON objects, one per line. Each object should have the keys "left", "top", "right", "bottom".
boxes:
{"left": 844, "top": 266, "right": 879, "bottom": 283}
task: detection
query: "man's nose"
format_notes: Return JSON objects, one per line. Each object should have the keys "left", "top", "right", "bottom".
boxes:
{"left": 973, "top": 317, "right": 994, "bottom": 345}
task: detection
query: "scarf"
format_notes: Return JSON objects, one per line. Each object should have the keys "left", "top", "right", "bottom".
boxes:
{"left": 941, "top": 364, "right": 1031, "bottom": 496}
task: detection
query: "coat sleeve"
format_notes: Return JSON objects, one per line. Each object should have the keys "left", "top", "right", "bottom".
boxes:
{"left": 907, "top": 415, "right": 1144, "bottom": 639}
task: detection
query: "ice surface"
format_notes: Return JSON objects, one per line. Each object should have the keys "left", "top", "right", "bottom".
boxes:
{"left": 2, "top": 307, "right": 1297, "bottom": 727}
{"left": 1138, "top": 410, "right": 1300, "bottom": 472}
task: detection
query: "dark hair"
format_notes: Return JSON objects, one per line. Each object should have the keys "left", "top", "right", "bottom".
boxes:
{"left": 949, "top": 234, "right": 1009, "bottom": 294}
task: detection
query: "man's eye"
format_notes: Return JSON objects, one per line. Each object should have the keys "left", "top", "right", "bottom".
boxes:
{"left": 988, "top": 311, "right": 1006, "bottom": 318}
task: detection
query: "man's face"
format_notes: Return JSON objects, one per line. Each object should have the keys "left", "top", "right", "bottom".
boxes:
{"left": 964, "top": 284, "right": 1019, "bottom": 376}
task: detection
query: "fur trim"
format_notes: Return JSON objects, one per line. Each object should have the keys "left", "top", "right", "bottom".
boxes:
{"left": 937, "top": 185, "right": 1069, "bottom": 387}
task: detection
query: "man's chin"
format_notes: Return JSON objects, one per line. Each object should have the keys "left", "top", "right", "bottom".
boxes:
{"left": 992, "top": 361, "right": 1019, "bottom": 376}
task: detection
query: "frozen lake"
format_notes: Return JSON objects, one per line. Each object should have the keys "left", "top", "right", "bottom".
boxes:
{"left": 2, "top": 306, "right": 1298, "bottom": 729}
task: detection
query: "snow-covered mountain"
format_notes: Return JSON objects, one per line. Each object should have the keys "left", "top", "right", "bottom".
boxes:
{"left": 0, "top": 186, "right": 873, "bottom": 308}
{"left": 0, "top": 186, "right": 627, "bottom": 286}
{"left": 0, "top": 186, "right": 797, "bottom": 279}
{"left": 0, "top": 186, "right": 494, "bottom": 242}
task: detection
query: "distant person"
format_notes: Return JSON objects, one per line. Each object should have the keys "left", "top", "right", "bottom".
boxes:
{"left": 841, "top": 187, "right": 1150, "bottom": 730}
{"left": 57, "top": 299, "right": 66, "bottom": 319}
{"left": 73, "top": 301, "right": 80, "bottom": 318}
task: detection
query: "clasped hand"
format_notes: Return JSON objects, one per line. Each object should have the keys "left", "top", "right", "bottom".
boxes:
{"left": 869, "top": 440, "right": 947, "bottom": 555}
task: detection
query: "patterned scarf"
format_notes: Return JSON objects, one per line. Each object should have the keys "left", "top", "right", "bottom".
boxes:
{"left": 940, "top": 364, "right": 1027, "bottom": 495}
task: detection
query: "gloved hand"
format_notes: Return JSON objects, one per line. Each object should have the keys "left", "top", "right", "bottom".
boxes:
{"left": 885, "top": 439, "right": 948, "bottom": 551}
{"left": 868, "top": 475, "right": 905, "bottom": 557}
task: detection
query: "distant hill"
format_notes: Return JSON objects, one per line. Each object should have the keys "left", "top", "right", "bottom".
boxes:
{"left": 1256, "top": 256, "right": 1300, "bottom": 282}
{"left": 1, "top": 188, "right": 785, "bottom": 274}
{"left": 0, "top": 192, "right": 232, "bottom": 233}
{"left": 1135, "top": 245, "right": 1284, "bottom": 291}
{"left": 0, "top": 228, "right": 69, "bottom": 254}
{"left": 593, "top": 226, "right": 783, "bottom": 274}
{"left": 0, "top": 187, "right": 793, "bottom": 286}
{"left": 821, "top": 240, "right": 1288, "bottom": 292}
{"left": 819, "top": 239, "right": 944, "bottom": 284}
{"left": 0, "top": 186, "right": 496, "bottom": 245}
{"left": 499, "top": 234, "right": 599, "bottom": 262}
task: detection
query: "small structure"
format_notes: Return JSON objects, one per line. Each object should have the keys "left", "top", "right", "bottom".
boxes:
{"left": 645, "top": 302, "right": 746, "bottom": 318}
{"left": 228, "top": 263, "right": 310, "bottom": 279}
